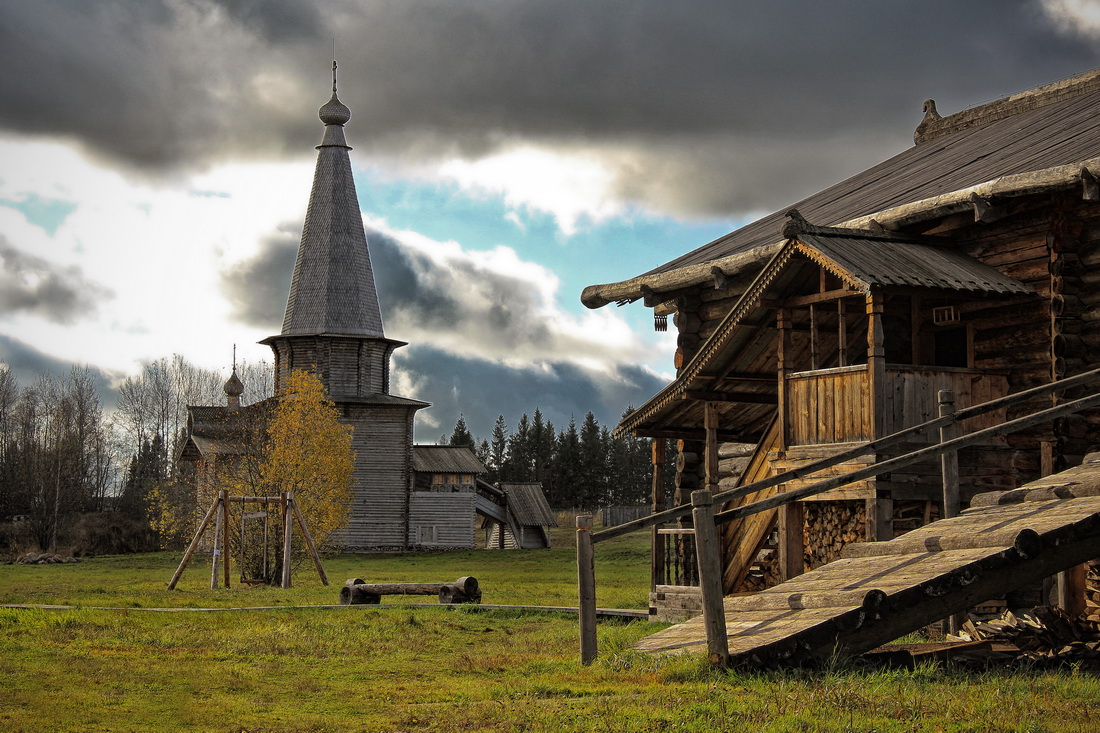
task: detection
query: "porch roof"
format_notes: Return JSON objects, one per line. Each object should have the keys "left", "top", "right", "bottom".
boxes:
{"left": 615, "top": 217, "right": 1030, "bottom": 439}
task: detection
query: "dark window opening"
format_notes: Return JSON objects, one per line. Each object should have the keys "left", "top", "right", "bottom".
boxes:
{"left": 933, "top": 326, "right": 968, "bottom": 368}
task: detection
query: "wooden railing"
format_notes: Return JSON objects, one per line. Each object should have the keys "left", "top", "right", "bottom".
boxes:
{"left": 576, "top": 367, "right": 1100, "bottom": 665}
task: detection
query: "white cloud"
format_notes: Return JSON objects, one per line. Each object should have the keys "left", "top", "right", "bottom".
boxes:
{"left": 0, "top": 135, "right": 312, "bottom": 379}
{"left": 1040, "top": 0, "right": 1100, "bottom": 37}
{"left": 365, "top": 214, "right": 662, "bottom": 373}
{"left": 436, "top": 145, "right": 627, "bottom": 236}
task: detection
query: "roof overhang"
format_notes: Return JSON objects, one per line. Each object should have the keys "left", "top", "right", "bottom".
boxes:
{"left": 583, "top": 157, "right": 1100, "bottom": 311}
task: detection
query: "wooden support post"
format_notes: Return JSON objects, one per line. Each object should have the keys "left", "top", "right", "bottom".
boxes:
{"left": 281, "top": 491, "right": 294, "bottom": 589}
{"left": 692, "top": 489, "right": 729, "bottom": 667}
{"left": 778, "top": 500, "right": 804, "bottom": 582}
{"left": 211, "top": 492, "right": 224, "bottom": 590}
{"left": 651, "top": 439, "right": 666, "bottom": 593}
{"left": 704, "top": 402, "right": 719, "bottom": 493}
{"left": 220, "top": 490, "right": 230, "bottom": 589}
{"left": 867, "top": 495, "right": 894, "bottom": 542}
{"left": 290, "top": 496, "right": 329, "bottom": 586}
{"left": 1056, "top": 562, "right": 1088, "bottom": 618}
{"left": 576, "top": 515, "right": 597, "bottom": 665}
{"left": 168, "top": 495, "right": 222, "bottom": 590}
{"left": 938, "top": 390, "right": 960, "bottom": 520}
{"left": 938, "top": 389, "right": 963, "bottom": 634}
{"left": 867, "top": 292, "right": 886, "bottom": 439}
{"left": 837, "top": 299, "right": 848, "bottom": 367}
{"left": 777, "top": 308, "right": 791, "bottom": 452}
{"left": 1041, "top": 440, "right": 1055, "bottom": 478}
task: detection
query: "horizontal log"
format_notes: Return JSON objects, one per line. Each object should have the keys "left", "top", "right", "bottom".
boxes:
{"left": 840, "top": 528, "right": 1041, "bottom": 560}
{"left": 339, "top": 576, "right": 479, "bottom": 605}
{"left": 726, "top": 588, "right": 886, "bottom": 612}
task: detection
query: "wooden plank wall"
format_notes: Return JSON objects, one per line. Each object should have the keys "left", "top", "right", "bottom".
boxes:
{"left": 787, "top": 366, "right": 869, "bottom": 445}
{"left": 409, "top": 492, "right": 477, "bottom": 548}
{"left": 339, "top": 403, "right": 416, "bottom": 550}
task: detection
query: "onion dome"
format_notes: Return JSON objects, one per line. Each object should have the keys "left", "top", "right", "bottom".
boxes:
{"left": 223, "top": 368, "right": 244, "bottom": 403}
{"left": 319, "top": 92, "right": 351, "bottom": 126}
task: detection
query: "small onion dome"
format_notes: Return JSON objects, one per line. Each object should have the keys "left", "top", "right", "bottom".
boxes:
{"left": 319, "top": 92, "right": 351, "bottom": 126}
{"left": 223, "top": 369, "right": 244, "bottom": 398}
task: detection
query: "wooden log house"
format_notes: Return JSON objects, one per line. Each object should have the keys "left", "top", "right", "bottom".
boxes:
{"left": 582, "top": 70, "right": 1100, "bottom": 617}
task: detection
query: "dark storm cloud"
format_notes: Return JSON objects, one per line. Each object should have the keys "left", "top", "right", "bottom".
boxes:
{"left": 0, "top": 235, "right": 112, "bottom": 323}
{"left": 0, "top": 334, "right": 119, "bottom": 407}
{"left": 393, "top": 345, "right": 667, "bottom": 442}
{"left": 220, "top": 222, "right": 300, "bottom": 329}
{"left": 8, "top": 2, "right": 1095, "bottom": 215}
{"left": 368, "top": 228, "right": 559, "bottom": 352}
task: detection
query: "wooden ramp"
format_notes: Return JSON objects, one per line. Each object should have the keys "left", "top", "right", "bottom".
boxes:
{"left": 637, "top": 465, "right": 1100, "bottom": 667}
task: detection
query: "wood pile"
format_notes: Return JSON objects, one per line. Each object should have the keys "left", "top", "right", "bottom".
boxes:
{"left": 1087, "top": 558, "right": 1100, "bottom": 624}
{"left": 953, "top": 606, "right": 1100, "bottom": 666}
{"left": 803, "top": 501, "right": 865, "bottom": 571}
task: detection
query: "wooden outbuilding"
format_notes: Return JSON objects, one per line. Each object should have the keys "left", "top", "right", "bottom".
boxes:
{"left": 485, "top": 483, "right": 557, "bottom": 549}
{"left": 582, "top": 70, "right": 1100, "bottom": 616}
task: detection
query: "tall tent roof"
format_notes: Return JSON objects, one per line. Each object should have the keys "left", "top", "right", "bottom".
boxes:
{"left": 281, "top": 66, "right": 386, "bottom": 338}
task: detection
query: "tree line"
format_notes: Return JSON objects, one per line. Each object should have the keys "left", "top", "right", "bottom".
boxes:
{"left": 443, "top": 409, "right": 673, "bottom": 510}
{"left": 0, "top": 356, "right": 272, "bottom": 553}
{"left": 1, "top": 352, "right": 665, "bottom": 554}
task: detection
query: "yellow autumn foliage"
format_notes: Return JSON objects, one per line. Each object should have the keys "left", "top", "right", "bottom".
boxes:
{"left": 262, "top": 369, "right": 354, "bottom": 550}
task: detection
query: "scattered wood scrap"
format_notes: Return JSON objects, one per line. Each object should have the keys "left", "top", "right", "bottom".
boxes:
{"left": 868, "top": 607, "right": 1100, "bottom": 668}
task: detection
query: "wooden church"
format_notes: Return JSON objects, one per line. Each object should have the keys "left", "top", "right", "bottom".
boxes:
{"left": 582, "top": 70, "right": 1100, "bottom": 615}
{"left": 179, "top": 67, "right": 554, "bottom": 551}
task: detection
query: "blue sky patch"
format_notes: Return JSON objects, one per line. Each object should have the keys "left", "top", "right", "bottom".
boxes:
{"left": 0, "top": 194, "right": 77, "bottom": 236}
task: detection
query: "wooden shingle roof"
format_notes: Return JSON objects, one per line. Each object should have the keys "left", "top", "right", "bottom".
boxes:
{"left": 499, "top": 483, "right": 557, "bottom": 527}
{"left": 412, "top": 445, "right": 488, "bottom": 475}
{"left": 280, "top": 88, "right": 386, "bottom": 338}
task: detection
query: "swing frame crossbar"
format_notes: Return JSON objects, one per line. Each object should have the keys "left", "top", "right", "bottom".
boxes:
{"left": 167, "top": 489, "right": 329, "bottom": 590}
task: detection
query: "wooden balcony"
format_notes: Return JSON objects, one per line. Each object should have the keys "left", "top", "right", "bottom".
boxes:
{"left": 786, "top": 364, "right": 1008, "bottom": 447}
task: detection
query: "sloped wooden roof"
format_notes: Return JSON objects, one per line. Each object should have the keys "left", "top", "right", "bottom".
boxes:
{"left": 616, "top": 220, "right": 1031, "bottom": 439}
{"left": 499, "top": 483, "right": 557, "bottom": 527}
{"left": 786, "top": 219, "right": 1030, "bottom": 296}
{"left": 583, "top": 69, "right": 1100, "bottom": 309}
{"left": 412, "top": 445, "right": 488, "bottom": 475}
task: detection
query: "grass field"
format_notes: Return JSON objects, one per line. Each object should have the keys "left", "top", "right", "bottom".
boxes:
{"left": 2, "top": 528, "right": 1099, "bottom": 731}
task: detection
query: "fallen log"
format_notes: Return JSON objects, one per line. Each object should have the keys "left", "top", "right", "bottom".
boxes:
{"left": 339, "top": 576, "right": 480, "bottom": 605}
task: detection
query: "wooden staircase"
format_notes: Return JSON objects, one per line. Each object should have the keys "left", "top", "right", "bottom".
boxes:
{"left": 637, "top": 464, "right": 1100, "bottom": 666}
{"left": 719, "top": 418, "right": 781, "bottom": 593}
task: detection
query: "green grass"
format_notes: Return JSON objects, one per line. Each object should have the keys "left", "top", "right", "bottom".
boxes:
{"left": 2, "top": 528, "right": 1099, "bottom": 731}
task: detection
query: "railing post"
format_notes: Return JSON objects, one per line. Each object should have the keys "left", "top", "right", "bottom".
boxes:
{"left": 938, "top": 390, "right": 960, "bottom": 519}
{"left": 577, "top": 514, "right": 598, "bottom": 665}
{"left": 691, "top": 490, "right": 729, "bottom": 667}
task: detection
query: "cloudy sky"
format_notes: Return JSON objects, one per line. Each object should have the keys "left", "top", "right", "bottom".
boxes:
{"left": 2, "top": 0, "right": 1100, "bottom": 441}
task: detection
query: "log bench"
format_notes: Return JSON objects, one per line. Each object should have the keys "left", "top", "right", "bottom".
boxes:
{"left": 339, "top": 576, "right": 481, "bottom": 605}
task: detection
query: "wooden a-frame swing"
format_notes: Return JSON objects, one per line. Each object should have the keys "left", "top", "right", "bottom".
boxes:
{"left": 167, "top": 489, "right": 329, "bottom": 590}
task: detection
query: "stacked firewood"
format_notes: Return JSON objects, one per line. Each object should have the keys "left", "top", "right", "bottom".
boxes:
{"left": 739, "top": 543, "right": 780, "bottom": 592}
{"left": 803, "top": 501, "right": 865, "bottom": 571}
{"left": 955, "top": 606, "right": 1100, "bottom": 665}
{"left": 1087, "top": 559, "right": 1100, "bottom": 624}
{"left": 891, "top": 500, "right": 939, "bottom": 537}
